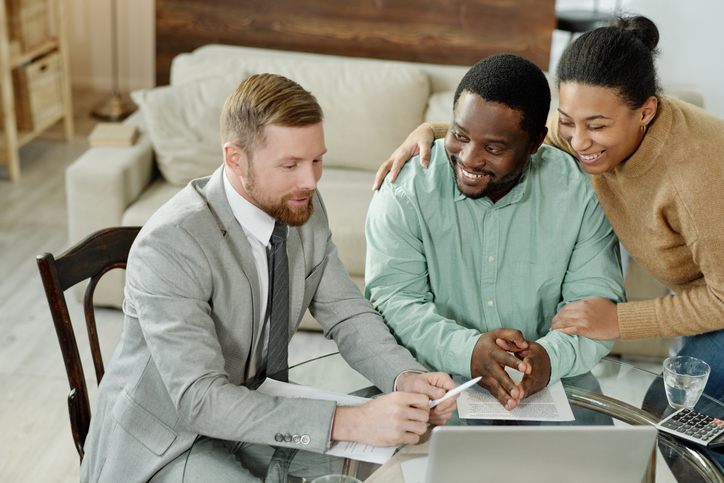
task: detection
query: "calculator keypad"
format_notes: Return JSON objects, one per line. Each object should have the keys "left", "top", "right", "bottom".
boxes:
{"left": 656, "top": 408, "right": 724, "bottom": 448}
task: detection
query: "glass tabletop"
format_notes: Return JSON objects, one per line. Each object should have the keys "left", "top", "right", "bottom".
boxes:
{"left": 186, "top": 354, "right": 724, "bottom": 482}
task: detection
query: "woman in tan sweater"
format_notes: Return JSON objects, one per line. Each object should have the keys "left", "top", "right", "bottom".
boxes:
{"left": 374, "top": 16, "right": 724, "bottom": 402}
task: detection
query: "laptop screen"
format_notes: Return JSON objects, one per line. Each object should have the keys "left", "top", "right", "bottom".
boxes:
{"left": 425, "top": 425, "right": 657, "bottom": 483}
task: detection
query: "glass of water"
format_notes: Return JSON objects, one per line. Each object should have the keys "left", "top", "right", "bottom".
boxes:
{"left": 663, "top": 356, "right": 711, "bottom": 409}
{"left": 311, "top": 476, "right": 363, "bottom": 483}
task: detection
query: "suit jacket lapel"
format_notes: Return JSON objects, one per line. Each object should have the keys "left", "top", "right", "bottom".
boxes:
{"left": 199, "top": 167, "right": 262, "bottom": 337}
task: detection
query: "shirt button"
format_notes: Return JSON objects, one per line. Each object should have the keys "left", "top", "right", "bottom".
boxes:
{"left": 488, "top": 256, "right": 494, "bottom": 262}
{"left": 292, "top": 434, "right": 301, "bottom": 444}
{"left": 301, "top": 435, "right": 310, "bottom": 445}
{"left": 487, "top": 301, "right": 493, "bottom": 307}
{"left": 284, "top": 433, "right": 293, "bottom": 442}
{"left": 275, "top": 433, "right": 284, "bottom": 442}
{"left": 490, "top": 209, "right": 495, "bottom": 213}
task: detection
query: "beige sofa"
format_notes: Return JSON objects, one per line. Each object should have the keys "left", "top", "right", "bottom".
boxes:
{"left": 66, "top": 45, "right": 703, "bottom": 354}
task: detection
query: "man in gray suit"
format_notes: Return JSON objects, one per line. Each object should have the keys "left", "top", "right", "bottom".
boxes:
{"left": 80, "top": 74, "right": 458, "bottom": 483}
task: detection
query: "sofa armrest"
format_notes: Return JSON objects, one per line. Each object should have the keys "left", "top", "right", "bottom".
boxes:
{"left": 66, "top": 113, "right": 155, "bottom": 244}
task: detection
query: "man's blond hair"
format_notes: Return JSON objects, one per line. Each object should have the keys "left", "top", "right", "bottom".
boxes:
{"left": 220, "top": 74, "right": 323, "bottom": 159}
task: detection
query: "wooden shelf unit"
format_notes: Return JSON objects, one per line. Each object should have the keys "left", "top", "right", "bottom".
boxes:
{"left": 0, "top": 0, "right": 74, "bottom": 180}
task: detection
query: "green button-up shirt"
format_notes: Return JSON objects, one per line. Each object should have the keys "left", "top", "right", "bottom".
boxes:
{"left": 365, "top": 140, "right": 625, "bottom": 384}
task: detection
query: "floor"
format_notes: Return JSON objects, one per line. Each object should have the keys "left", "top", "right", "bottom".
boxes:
{"left": 0, "top": 88, "right": 677, "bottom": 483}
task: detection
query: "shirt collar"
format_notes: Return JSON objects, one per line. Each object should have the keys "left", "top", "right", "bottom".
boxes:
{"left": 223, "top": 167, "right": 276, "bottom": 246}
{"left": 451, "top": 157, "right": 531, "bottom": 208}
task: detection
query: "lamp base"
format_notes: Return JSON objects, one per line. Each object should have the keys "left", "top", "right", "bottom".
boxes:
{"left": 92, "top": 92, "right": 137, "bottom": 122}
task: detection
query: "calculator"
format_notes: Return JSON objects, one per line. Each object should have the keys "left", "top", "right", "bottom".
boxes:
{"left": 656, "top": 408, "right": 724, "bottom": 448}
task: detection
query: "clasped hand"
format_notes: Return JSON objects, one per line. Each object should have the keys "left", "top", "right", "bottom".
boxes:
{"left": 471, "top": 328, "right": 551, "bottom": 410}
{"left": 331, "top": 372, "right": 457, "bottom": 447}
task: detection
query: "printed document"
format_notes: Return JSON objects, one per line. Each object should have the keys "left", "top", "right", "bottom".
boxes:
{"left": 456, "top": 368, "right": 574, "bottom": 421}
{"left": 256, "top": 378, "right": 397, "bottom": 464}
{"left": 399, "top": 454, "right": 429, "bottom": 483}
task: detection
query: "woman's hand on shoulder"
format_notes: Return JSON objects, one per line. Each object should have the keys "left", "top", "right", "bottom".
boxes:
{"left": 373, "top": 124, "right": 436, "bottom": 190}
{"left": 551, "top": 297, "right": 621, "bottom": 340}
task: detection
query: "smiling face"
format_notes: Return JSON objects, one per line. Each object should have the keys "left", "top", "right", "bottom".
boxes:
{"left": 444, "top": 91, "right": 545, "bottom": 202}
{"left": 557, "top": 82, "right": 658, "bottom": 175}
{"left": 225, "top": 122, "right": 325, "bottom": 226}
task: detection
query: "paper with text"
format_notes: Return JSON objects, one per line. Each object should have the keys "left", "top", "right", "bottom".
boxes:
{"left": 399, "top": 454, "right": 429, "bottom": 483}
{"left": 256, "top": 378, "right": 397, "bottom": 464}
{"left": 456, "top": 368, "right": 574, "bottom": 421}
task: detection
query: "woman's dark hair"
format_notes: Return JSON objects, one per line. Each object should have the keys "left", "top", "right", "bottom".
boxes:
{"left": 556, "top": 15, "right": 661, "bottom": 109}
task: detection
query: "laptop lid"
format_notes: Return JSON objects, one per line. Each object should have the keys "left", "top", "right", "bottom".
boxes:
{"left": 425, "top": 425, "right": 657, "bottom": 483}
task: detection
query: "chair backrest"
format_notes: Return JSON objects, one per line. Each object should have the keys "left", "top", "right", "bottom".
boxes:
{"left": 36, "top": 226, "right": 141, "bottom": 461}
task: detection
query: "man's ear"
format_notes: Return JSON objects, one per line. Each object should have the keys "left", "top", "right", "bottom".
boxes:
{"left": 223, "top": 142, "right": 248, "bottom": 176}
{"left": 529, "top": 126, "right": 548, "bottom": 155}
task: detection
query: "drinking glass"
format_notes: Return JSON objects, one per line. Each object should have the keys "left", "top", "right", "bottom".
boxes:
{"left": 311, "top": 475, "right": 363, "bottom": 483}
{"left": 663, "top": 356, "right": 711, "bottom": 409}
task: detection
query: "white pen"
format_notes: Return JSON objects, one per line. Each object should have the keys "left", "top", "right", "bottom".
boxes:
{"left": 429, "top": 376, "right": 482, "bottom": 408}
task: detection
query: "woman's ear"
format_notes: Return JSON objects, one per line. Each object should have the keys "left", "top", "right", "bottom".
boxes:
{"left": 641, "top": 96, "right": 659, "bottom": 126}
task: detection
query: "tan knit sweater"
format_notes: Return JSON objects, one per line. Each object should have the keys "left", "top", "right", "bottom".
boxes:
{"left": 427, "top": 96, "right": 724, "bottom": 339}
{"left": 546, "top": 96, "right": 724, "bottom": 339}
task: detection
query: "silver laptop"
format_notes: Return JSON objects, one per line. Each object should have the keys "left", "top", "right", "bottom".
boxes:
{"left": 426, "top": 425, "right": 657, "bottom": 483}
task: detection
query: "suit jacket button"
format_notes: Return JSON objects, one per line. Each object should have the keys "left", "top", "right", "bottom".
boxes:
{"left": 300, "top": 435, "right": 310, "bottom": 445}
{"left": 292, "top": 434, "right": 301, "bottom": 443}
{"left": 284, "top": 433, "right": 293, "bottom": 442}
{"left": 275, "top": 433, "right": 284, "bottom": 442}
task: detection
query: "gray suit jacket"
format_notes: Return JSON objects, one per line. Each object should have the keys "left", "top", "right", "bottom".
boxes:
{"left": 80, "top": 167, "right": 426, "bottom": 483}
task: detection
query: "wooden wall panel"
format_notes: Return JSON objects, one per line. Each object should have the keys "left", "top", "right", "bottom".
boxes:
{"left": 156, "top": 0, "right": 556, "bottom": 86}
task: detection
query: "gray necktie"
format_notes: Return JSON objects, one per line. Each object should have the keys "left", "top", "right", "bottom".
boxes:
{"left": 266, "top": 221, "right": 289, "bottom": 382}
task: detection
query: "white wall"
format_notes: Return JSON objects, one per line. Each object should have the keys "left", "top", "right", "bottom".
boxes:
{"left": 553, "top": 0, "right": 724, "bottom": 119}
{"left": 65, "top": 0, "right": 724, "bottom": 119}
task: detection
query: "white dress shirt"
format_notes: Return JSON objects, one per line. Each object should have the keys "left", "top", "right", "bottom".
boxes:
{"left": 223, "top": 168, "right": 275, "bottom": 381}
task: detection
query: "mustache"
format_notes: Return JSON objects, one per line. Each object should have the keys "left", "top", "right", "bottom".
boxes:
{"left": 451, "top": 155, "right": 494, "bottom": 178}
{"left": 284, "top": 190, "right": 316, "bottom": 201}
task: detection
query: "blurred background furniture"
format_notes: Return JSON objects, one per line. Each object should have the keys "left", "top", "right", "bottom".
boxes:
{"left": 36, "top": 226, "right": 140, "bottom": 460}
{"left": 91, "top": 0, "right": 135, "bottom": 122}
{"left": 556, "top": 0, "right": 618, "bottom": 44}
{"left": 0, "top": 0, "right": 74, "bottom": 179}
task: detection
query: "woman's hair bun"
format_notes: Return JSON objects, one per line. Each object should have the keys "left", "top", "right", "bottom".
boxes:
{"left": 616, "top": 15, "right": 659, "bottom": 52}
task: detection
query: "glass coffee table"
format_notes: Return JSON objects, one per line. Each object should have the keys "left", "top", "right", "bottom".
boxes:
{"left": 190, "top": 353, "right": 724, "bottom": 482}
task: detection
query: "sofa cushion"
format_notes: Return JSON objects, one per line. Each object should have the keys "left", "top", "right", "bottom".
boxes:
{"left": 130, "top": 76, "right": 243, "bottom": 186}
{"left": 134, "top": 59, "right": 429, "bottom": 185}
{"left": 249, "top": 61, "right": 430, "bottom": 172}
{"left": 171, "top": 53, "right": 431, "bottom": 173}
{"left": 122, "top": 178, "right": 184, "bottom": 226}
{"left": 425, "top": 91, "right": 454, "bottom": 124}
{"left": 316, "top": 168, "right": 377, "bottom": 276}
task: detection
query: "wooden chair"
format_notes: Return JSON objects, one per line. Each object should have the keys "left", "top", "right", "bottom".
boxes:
{"left": 36, "top": 226, "right": 141, "bottom": 461}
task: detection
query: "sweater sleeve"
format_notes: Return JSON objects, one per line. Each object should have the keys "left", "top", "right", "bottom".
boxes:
{"left": 616, "top": 105, "right": 724, "bottom": 339}
{"left": 423, "top": 122, "right": 450, "bottom": 140}
{"left": 617, "top": 191, "right": 724, "bottom": 339}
